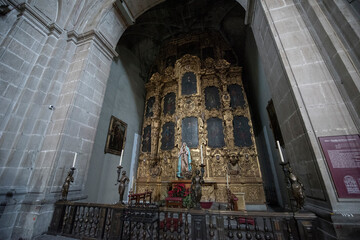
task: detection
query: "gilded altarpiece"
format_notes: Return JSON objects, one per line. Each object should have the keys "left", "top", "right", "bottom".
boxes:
{"left": 136, "top": 55, "right": 265, "bottom": 205}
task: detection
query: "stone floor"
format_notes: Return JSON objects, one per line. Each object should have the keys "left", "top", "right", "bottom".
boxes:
{"left": 33, "top": 235, "right": 76, "bottom": 240}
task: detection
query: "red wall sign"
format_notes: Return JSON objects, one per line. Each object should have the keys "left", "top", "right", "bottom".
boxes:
{"left": 319, "top": 135, "right": 360, "bottom": 198}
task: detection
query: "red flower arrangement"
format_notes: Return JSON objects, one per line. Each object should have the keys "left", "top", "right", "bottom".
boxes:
{"left": 168, "top": 183, "right": 189, "bottom": 198}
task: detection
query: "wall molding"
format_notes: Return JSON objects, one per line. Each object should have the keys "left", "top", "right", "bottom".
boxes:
{"left": 16, "top": 2, "right": 62, "bottom": 37}
{"left": 67, "top": 29, "right": 119, "bottom": 60}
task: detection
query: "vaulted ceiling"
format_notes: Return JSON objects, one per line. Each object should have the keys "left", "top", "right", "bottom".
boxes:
{"left": 118, "top": 0, "right": 247, "bottom": 81}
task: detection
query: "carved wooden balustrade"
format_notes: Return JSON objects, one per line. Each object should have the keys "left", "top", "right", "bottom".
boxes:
{"left": 48, "top": 201, "right": 317, "bottom": 239}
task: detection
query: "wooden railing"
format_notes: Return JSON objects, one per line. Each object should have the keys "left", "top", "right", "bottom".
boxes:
{"left": 48, "top": 201, "right": 317, "bottom": 239}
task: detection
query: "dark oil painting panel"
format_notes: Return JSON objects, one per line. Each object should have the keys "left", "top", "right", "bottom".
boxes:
{"left": 207, "top": 117, "right": 225, "bottom": 148}
{"left": 163, "top": 92, "right": 176, "bottom": 115}
{"left": 233, "top": 116, "right": 253, "bottom": 147}
{"left": 182, "top": 117, "right": 198, "bottom": 148}
{"left": 105, "top": 115, "right": 127, "bottom": 156}
{"left": 161, "top": 122, "right": 175, "bottom": 150}
{"left": 205, "top": 86, "right": 221, "bottom": 110}
{"left": 145, "top": 96, "right": 155, "bottom": 118}
{"left": 142, "top": 125, "right": 151, "bottom": 152}
{"left": 228, "top": 84, "right": 245, "bottom": 108}
{"left": 181, "top": 72, "right": 197, "bottom": 96}
{"left": 266, "top": 99, "right": 284, "bottom": 147}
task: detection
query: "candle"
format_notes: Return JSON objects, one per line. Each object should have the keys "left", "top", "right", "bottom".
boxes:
{"left": 226, "top": 174, "right": 229, "bottom": 188}
{"left": 72, "top": 152, "right": 77, "bottom": 167}
{"left": 277, "top": 141, "right": 285, "bottom": 163}
{"left": 119, "top": 149, "right": 124, "bottom": 166}
{"left": 201, "top": 144, "right": 203, "bottom": 164}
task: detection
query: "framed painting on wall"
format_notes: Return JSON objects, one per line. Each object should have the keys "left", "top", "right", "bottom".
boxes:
{"left": 266, "top": 99, "right": 284, "bottom": 147}
{"left": 142, "top": 125, "right": 152, "bottom": 152}
{"left": 105, "top": 115, "right": 127, "bottom": 155}
{"left": 181, "top": 72, "right": 197, "bottom": 96}
{"left": 163, "top": 92, "right": 176, "bottom": 115}
{"left": 161, "top": 122, "right": 175, "bottom": 150}
{"left": 233, "top": 116, "right": 253, "bottom": 147}
{"left": 228, "top": 84, "right": 245, "bottom": 108}
{"left": 182, "top": 117, "right": 198, "bottom": 148}
{"left": 207, "top": 117, "right": 225, "bottom": 148}
{"left": 145, "top": 96, "right": 155, "bottom": 118}
{"left": 205, "top": 86, "right": 221, "bottom": 110}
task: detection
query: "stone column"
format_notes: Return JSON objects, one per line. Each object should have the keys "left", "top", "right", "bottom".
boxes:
{"left": 0, "top": 2, "right": 123, "bottom": 238}
{"left": 17, "top": 30, "right": 117, "bottom": 239}
{"left": 0, "top": 3, "right": 65, "bottom": 239}
{"left": 251, "top": 0, "right": 360, "bottom": 238}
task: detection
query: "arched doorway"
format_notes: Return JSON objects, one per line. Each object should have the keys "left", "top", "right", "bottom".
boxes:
{"left": 84, "top": 0, "right": 285, "bottom": 210}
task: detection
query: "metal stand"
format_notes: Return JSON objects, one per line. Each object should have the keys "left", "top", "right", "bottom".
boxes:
{"left": 280, "top": 162, "right": 305, "bottom": 212}
{"left": 61, "top": 167, "right": 75, "bottom": 201}
{"left": 115, "top": 165, "right": 129, "bottom": 204}
{"left": 190, "top": 165, "right": 206, "bottom": 209}
{"left": 280, "top": 161, "right": 306, "bottom": 240}
{"left": 200, "top": 163, "right": 206, "bottom": 178}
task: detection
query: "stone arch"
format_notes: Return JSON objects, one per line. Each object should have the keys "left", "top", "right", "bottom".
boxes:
{"left": 32, "top": 0, "right": 58, "bottom": 21}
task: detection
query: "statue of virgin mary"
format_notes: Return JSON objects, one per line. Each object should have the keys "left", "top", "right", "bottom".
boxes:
{"left": 177, "top": 142, "right": 192, "bottom": 178}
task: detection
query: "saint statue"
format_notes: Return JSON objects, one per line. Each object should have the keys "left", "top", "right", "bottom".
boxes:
{"left": 177, "top": 142, "right": 192, "bottom": 178}
{"left": 227, "top": 154, "right": 241, "bottom": 176}
{"left": 118, "top": 171, "right": 129, "bottom": 204}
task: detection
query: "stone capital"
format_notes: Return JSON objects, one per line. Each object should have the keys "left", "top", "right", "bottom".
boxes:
{"left": 67, "top": 29, "right": 118, "bottom": 60}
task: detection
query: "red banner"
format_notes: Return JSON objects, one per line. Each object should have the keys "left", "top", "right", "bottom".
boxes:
{"left": 319, "top": 134, "right": 360, "bottom": 198}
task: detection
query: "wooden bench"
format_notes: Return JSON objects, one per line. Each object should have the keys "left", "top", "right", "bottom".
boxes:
{"left": 128, "top": 190, "right": 152, "bottom": 204}
{"left": 165, "top": 197, "right": 183, "bottom": 208}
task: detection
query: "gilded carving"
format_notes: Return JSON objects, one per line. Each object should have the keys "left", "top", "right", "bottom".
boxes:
{"left": 149, "top": 159, "right": 162, "bottom": 178}
{"left": 201, "top": 185, "right": 216, "bottom": 202}
{"left": 215, "top": 186, "right": 228, "bottom": 202}
{"left": 164, "top": 66, "right": 174, "bottom": 81}
{"left": 136, "top": 52, "right": 265, "bottom": 205}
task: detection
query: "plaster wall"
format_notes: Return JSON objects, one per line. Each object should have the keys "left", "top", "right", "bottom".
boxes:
{"left": 244, "top": 28, "right": 286, "bottom": 208}
{"left": 84, "top": 46, "right": 145, "bottom": 204}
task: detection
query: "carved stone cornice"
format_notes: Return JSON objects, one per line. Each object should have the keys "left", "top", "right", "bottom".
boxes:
{"left": 16, "top": 2, "right": 62, "bottom": 37}
{"left": 67, "top": 30, "right": 118, "bottom": 60}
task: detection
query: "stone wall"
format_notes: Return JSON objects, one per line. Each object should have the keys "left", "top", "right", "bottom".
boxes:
{"left": 251, "top": 0, "right": 360, "bottom": 239}
{"left": 0, "top": 1, "right": 126, "bottom": 239}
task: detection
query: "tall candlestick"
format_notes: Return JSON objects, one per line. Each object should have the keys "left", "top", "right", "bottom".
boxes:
{"left": 277, "top": 141, "right": 285, "bottom": 163}
{"left": 131, "top": 176, "right": 134, "bottom": 188}
{"left": 119, "top": 149, "right": 124, "bottom": 166}
{"left": 72, "top": 152, "right": 77, "bottom": 167}
{"left": 200, "top": 144, "right": 203, "bottom": 164}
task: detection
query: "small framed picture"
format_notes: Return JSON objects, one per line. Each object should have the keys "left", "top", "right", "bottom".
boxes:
{"left": 104, "top": 115, "right": 127, "bottom": 155}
